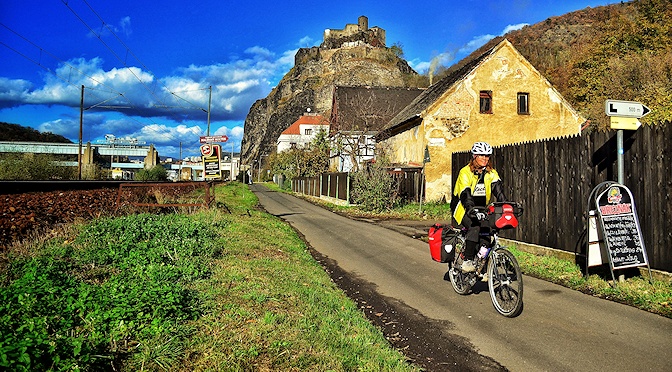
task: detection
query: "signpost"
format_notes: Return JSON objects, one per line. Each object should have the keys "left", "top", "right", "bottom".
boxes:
{"left": 604, "top": 99, "right": 650, "bottom": 183}
{"left": 604, "top": 99, "right": 650, "bottom": 118}
{"left": 609, "top": 116, "right": 641, "bottom": 131}
{"left": 199, "top": 135, "right": 229, "bottom": 143}
{"left": 201, "top": 143, "right": 222, "bottom": 179}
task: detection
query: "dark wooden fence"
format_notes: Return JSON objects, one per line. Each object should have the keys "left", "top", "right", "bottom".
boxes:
{"left": 292, "top": 169, "right": 423, "bottom": 204}
{"left": 293, "top": 173, "right": 350, "bottom": 201}
{"left": 453, "top": 122, "right": 672, "bottom": 272}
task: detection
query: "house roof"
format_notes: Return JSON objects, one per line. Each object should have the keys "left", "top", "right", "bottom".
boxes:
{"left": 280, "top": 113, "right": 328, "bottom": 135}
{"left": 379, "top": 37, "right": 506, "bottom": 138}
{"left": 330, "top": 86, "right": 424, "bottom": 134}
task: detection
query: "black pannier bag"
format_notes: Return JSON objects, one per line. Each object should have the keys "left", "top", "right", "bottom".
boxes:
{"left": 428, "top": 224, "right": 460, "bottom": 263}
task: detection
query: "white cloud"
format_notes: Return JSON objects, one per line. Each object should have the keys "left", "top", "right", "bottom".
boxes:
{"left": 298, "top": 36, "right": 314, "bottom": 47}
{"left": 503, "top": 23, "right": 528, "bottom": 34}
{"left": 0, "top": 77, "right": 32, "bottom": 107}
{"left": 0, "top": 39, "right": 298, "bottom": 157}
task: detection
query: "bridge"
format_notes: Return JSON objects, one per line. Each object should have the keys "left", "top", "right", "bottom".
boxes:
{"left": 0, "top": 141, "right": 239, "bottom": 180}
{"left": 0, "top": 141, "right": 152, "bottom": 157}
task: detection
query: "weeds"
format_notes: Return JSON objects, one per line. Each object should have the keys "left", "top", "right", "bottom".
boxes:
{"left": 0, "top": 183, "right": 418, "bottom": 371}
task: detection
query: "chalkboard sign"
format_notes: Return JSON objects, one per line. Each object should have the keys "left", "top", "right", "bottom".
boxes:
{"left": 596, "top": 184, "right": 648, "bottom": 270}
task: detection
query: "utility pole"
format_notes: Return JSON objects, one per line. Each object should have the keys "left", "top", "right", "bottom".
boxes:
{"left": 78, "top": 85, "right": 84, "bottom": 180}
{"left": 206, "top": 85, "right": 212, "bottom": 136}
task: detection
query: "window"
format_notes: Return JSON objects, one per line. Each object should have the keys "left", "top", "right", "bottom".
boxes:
{"left": 517, "top": 92, "right": 529, "bottom": 115}
{"left": 304, "top": 128, "right": 312, "bottom": 135}
{"left": 479, "top": 90, "right": 492, "bottom": 114}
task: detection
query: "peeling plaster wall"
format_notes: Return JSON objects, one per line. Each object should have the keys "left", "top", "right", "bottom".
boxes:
{"left": 389, "top": 41, "right": 585, "bottom": 202}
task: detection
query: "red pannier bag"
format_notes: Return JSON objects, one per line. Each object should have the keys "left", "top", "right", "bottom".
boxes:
{"left": 488, "top": 203, "right": 519, "bottom": 229}
{"left": 428, "top": 224, "right": 457, "bottom": 263}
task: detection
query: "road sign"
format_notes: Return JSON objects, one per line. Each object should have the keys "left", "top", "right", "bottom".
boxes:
{"left": 199, "top": 135, "right": 229, "bottom": 143}
{"left": 200, "top": 144, "right": 213, "bottom": 156}
{"left": 605, "top": 100, "right": 650, "bottom": 118}
{"left": 202, "top": 144, "right": 222, "bottom": 179}
{"left": 610, "top": 116, "right": 641, "bottom": 130}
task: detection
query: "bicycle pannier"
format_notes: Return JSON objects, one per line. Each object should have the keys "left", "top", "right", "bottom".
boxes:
{"left": 428, "top": 224, "right": 458, "bottom": 263}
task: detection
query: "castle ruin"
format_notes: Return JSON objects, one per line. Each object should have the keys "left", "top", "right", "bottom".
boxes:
{"left": 321, "top": 16, "right": 386, "bottom": 49}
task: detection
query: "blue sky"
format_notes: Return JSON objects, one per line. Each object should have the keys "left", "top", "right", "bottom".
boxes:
{"left": 0, "top": 0, "right": 616, "bottom": 159}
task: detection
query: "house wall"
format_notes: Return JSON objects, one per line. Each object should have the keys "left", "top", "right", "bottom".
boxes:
{"left": 277, "top": 124, "right": 329, "bottom": 153}
{"left": 387, "top": 41, "right": 585, "bottom": 201}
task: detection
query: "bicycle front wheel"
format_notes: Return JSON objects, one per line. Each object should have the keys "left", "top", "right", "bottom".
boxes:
{"left": 487, "top": 248, "right": 523, "bottom": 317}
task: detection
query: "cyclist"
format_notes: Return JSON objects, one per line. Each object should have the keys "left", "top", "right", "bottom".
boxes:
{"left": 451, "top": 141, "right": 508, "bottom": 272}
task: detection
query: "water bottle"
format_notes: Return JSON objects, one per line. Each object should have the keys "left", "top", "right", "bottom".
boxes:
{"left": 477, "top": 246, "right": 490, "bottom": 259}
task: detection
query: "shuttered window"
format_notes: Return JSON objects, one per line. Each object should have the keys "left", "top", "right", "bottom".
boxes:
{"left": 518, "top": 92, "right": 529, "bottom": 115}
{"left": 479, "top": 90, "right": 492, "bottom": 114}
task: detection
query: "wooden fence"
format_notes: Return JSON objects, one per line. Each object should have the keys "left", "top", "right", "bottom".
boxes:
{"left": 292, "top": 173, "right": 350, "bottom": 201}
{"left": 292, "top": 169, "right": 423, "bottom": 204}
{"left": 453, "top": 122, "right": 672, "bottom": 272}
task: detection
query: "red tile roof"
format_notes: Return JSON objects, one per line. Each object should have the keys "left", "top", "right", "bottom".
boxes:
{"left": 281, "top": 114, "right": 327, "bottom": 135}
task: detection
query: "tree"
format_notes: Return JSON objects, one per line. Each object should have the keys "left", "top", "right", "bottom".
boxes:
{"left": 331, "top": 88, "right": 407, "bottom": 172}
{"left": 269, "top": 128, "right": 330, "bottom": 181}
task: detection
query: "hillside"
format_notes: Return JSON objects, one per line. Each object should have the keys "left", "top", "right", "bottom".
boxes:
{"left": 0, "top": 122, "right": 72, "bottom": 143}
{"left": 436, "top": 0, "right": 672, "bottom": 129}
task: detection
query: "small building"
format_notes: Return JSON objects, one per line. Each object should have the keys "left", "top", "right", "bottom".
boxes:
{"left": 377, "top": 38, "right": 586, "bottom": 201}
{"left": 276, "top": 112, "right": 330, "bottom": 153}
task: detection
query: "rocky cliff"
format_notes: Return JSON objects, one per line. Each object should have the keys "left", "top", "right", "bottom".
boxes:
{"left": 240, "top": 42, "right": 420, "bottom": 165}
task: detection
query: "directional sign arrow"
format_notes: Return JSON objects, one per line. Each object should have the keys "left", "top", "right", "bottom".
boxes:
{"left": 610, "top": 116, "right": 642, "bottom": 130}
{"left": 605, "top": 100, "right": 650, "bottom": 118}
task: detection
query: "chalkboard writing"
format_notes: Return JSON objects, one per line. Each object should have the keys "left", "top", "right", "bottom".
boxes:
{"left": 596, "top": 184, "right": 648, "bottom": 270}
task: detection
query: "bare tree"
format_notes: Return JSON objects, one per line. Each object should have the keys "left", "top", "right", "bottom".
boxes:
{"left": 330, "top": 87, "right": 412, "bottom": 172}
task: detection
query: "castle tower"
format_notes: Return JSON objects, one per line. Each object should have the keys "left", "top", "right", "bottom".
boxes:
{"left": 358, "top": 16, "right": 368, "bottom": 31}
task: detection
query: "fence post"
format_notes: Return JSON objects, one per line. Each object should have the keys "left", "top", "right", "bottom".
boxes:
{"left": 346, "top": 172, "right": 350, "bottom": 204}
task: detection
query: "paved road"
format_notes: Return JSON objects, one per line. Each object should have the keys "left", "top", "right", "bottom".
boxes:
{"left": 251, "top": 185, "right": 672, "bottom": 371}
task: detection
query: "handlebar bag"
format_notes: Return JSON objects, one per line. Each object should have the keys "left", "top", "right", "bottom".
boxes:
{"left": 488, "top": 203, "right": 518, "bottom": 229}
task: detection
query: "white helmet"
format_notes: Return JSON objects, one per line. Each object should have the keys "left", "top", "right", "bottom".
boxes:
{"left": 471, "top": 141, "right": 492, "bottom": 155}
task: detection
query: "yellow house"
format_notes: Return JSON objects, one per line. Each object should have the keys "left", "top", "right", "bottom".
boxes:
{"left": 377, "top": 38, "right": 586, "bottom": 201}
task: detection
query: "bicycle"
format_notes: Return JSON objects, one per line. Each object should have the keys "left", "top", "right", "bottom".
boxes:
{"left": 447, "top": 202, "right": 524, "bottom": 317}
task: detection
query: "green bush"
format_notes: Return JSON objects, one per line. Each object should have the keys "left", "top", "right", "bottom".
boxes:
{"left": 350, "top": 164, "right": 399, "bottom": 212}
{"left": 0, "top": 214, "right": 221, "bottom": 371}
{"left": 135, "top": 165, "right": 168, "bottom": 181}
{"left": 0, "top": 153, "right": 76, "bottom": 180}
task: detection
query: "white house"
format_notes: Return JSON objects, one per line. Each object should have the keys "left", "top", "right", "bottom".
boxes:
{"left": 276, "top": 112, "right": 330, "bottom": 152}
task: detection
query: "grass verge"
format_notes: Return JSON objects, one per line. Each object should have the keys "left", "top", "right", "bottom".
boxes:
{"left": 0, "top": 182, "right": 419, "bottom": 371}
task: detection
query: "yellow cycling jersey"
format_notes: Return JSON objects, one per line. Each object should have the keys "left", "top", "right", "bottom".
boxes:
{"left": 452, "top": 165, "right": 501, "bottom": 224}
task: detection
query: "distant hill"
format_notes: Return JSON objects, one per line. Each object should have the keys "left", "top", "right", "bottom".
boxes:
{"left": 435, "top": 0, "right": 672, "bottom": 129}
{"left": 0, "top": 122, "right": 72, "bottom": 143}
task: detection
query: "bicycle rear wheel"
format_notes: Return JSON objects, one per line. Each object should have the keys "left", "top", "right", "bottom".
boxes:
{"left": 487, "top": 248, "right": 523, "bottom": 317}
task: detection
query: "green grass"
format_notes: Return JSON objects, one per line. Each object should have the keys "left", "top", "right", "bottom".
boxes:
{"left": 509, "top": 246, "right": 672, "bottom": 318}
{"left": 0, "top": 182, "right": 419, "bottom": 371}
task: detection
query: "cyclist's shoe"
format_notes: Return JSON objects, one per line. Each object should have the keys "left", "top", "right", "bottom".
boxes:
{"left": 461, "top": 260, "right": 476, "bottom": 273}
{"left": 481, "top": 273, "right": 488, "bottom": 282}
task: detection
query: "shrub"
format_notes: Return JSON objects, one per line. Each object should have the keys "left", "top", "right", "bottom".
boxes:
{"left": 350, "top": 163, "right": 399, "bottom": 212}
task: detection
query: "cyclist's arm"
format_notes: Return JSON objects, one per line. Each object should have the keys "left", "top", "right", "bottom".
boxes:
{"left": 491, "top": 180, "right": 507, "bottom": 202}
